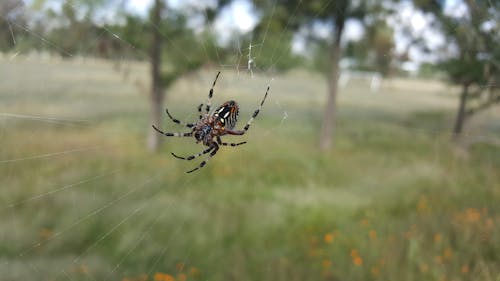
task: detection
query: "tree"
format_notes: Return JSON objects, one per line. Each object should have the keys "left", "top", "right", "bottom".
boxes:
{"left": 414, "top": 0, "right": 500, "bottom": 138}
{"left": 311, "top": 19, "right": 395, "bottom": 76}
{"left": 365, "top": 20, "right": 395, "bottom": 76}
{"left": 318, "top": 0, "right": 348, "bottom": 150}
{"left": 0, "top": 0, "right": 25, "bottom": 52}
{"left": 148, "top": 0, "right": 163, "bottom": 151}
{"left": 146, "top": 2, "right": 222, "bottom": 151}
{"left": 95, "top": 1, "right": 223, "bottom": 151}
{"left": 25, "top": 0, "right": 127, "bottom": 57}
{"left": 252, "top": 0, "right": 380, "bottom": 150}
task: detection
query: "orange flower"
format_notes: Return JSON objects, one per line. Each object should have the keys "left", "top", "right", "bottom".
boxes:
{"left": 369, "top": 230, "right": 377, "bottom": 240}
{"left": 461, "top": 264, "right": 469, "bottom": 274}
{"left": 465, "top": 208, "right": 481, "bottom": 223}
{"left": 177, "top": 273, "right": 187, "bottom": 281}
{"left": 350, "top": 249, "right": 363, "bottom": 266}
{"left": 350, "top": 249, "right": 358, "bottom": 258}
{"left": 371, "top": 266, "right": 380, "bottom": 276}
{"left": 322, "top": 259, "right": 332, "bottom": 269}
{"left": 353, "top": 256, "right": 363, "bottom": 266}
{"left": 154, "top": 272, "right": 175, "bottom": 281}
{"left": 419, "top": 263, "right": 429, "bottom": 273}
{"left": 443, "top": 248, "right": 453, "bottom": 260}
{"left": 189, "top": 267, "right": 200, "bottom": 277}
{"left": 417, "top": 196, "right": 429, "bottom": 213}
{"left": 324, "top": 233, "right": 334, "bottom": 244}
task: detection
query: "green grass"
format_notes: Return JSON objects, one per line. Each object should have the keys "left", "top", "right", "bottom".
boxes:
{"left": 0, "top": 57, "right": 499, "bottom": 281}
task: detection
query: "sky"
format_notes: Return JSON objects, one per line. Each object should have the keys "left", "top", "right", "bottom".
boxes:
{"left": 28, "top": 0, "right": 469, "bottom": 65}
{"left": 125, "top": 0, "right": 453, "bottom": 65}
{"left": 127, "top": 0, "right": 258, "bottom": 33}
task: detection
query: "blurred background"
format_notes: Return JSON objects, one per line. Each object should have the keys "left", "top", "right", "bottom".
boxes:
{"left": 1, "top": 0, "right": 499, "bottom": 280}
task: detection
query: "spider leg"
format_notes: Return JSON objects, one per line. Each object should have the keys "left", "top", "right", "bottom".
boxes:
{"left": 165, "top": 108, "right": 195, "bottom": 128}
{"left": 205, "top": 71, "right": 221, "bottom": 114}
{"left": 217, "top": 136, "right": 246, "bottom": 147}
{"left": 186, "top": 143, "right": 219, "bottom": 173}
{"left": 197, "top": 103, "right": 203, "bottom": 119}
{"left": 171, "top": 146, "right": 213, "bottom": 160}
{"left": 223, "top": 85, "right": 270, "bottom": 136}
{"left": 242, "top": 85, "right": 270, "bottom": 132}
{"left": 152, "top": 125, "right": 192, "bottom": 137}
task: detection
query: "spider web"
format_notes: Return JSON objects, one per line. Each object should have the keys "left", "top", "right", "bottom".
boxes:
{"left": 0, "top": 1, "right": 291, "bottom": 280}
{"left": 1, "top": 1, "right": 499, "bottom": 281}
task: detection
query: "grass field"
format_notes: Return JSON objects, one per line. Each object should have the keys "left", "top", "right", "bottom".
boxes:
{"left": 0, "top": 57, "right": 499, "bottom": 281}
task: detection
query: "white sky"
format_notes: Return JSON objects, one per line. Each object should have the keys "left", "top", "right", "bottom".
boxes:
{"left": 126, "top": 0, "right": 153, "bottom": 14}
{"left": 127, "top": 0, "right": 257, "bottom": 32}
{"left": 30, "top": 0, "right": 467, "bottom": 64}
{"left": 126, "top": 0, "right": 454, "bottom": 64}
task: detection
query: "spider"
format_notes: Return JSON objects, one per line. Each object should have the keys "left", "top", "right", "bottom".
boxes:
{"left": 152, "top": 71, "right": 270, "bottom": 173}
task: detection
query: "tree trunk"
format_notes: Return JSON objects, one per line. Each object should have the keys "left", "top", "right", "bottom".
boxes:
{"left": 319, "top": 18, "right": 344, "bottom": 150}
{"left": 452, "top": 84, "right": 468, "bottom": 139}
{"left": 148, "top": 0, "right": 164, "bottom": 152}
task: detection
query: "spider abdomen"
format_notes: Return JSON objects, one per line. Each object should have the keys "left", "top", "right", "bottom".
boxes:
{"left": 214, "top": 100, "right": 239, "bottom": 129}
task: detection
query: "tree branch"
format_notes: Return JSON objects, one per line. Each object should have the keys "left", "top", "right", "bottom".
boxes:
{"left": 466, "top": 94, "right": 500, "bottom": 117}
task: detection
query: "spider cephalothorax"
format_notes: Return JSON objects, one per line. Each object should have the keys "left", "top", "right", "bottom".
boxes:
{"left": 152, "top": 72, "right": 269, "bottom": 173}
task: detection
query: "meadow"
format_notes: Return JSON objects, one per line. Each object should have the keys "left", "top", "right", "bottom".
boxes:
{"left": 0, "top": 57, "right": 499, "bottom": 281}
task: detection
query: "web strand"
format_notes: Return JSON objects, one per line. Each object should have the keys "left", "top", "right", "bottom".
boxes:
{"left": 3, "top": 1, "right": 498, "bottom": 280}
{"left": 0, "top": 145, "right": 107, "bottom": 164}
{"left": 0, "top": 113, "right": 91, "bottom": 126}
{"left": 3, "top": 18, "right": 73, "bottom": 57}
{"left": 2, "top": 168, "right": 123, "bottom": 210}
{"left": 17, "top": 173, "right": 161, "bottom": 258}
{"left": 7, "top": 20, "right": 16, "bottom": 45}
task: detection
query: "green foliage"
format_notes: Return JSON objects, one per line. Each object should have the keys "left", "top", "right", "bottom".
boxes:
{"left": 252, "top": 0, "right": 395, "bottom": 75}
{"left": 439, "top": 57, "right": 488, "bottom": 86}
{"left": 108, "top": 15, "right": 150, "bottom": 58}
{"left": 415, "top": 1, "right": 499, "bottom": 87}
{"left": 1, "top": 61, "right": 499, "bottom": 280}
{"left": 340, "top": 19, "right": 395, "bottom": 75}
{"left": 413, "top": 0, "right": 499, "bottom": 133}
{"left": 5, "top": 0, "right": 222, "bottom": 79}
{"left": 253, "top": 0, "right": 367, "bottom": 25}
{"left": 367, "top": 21, "right": 395, "bottom": 75}
{"left": 227, "top": 31, "right": 304, "bottom": 73}
{"left": 1, "top": 0, "right": 128, "bottom": 57}
{"left": 309, "top": 38, "right": 330, "bottom": 75}
{"left": 155, "top": 12, "right": 220, "bottom": 88}
{"left": 418, "top": 63, "right": 440, "bottom": 78}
